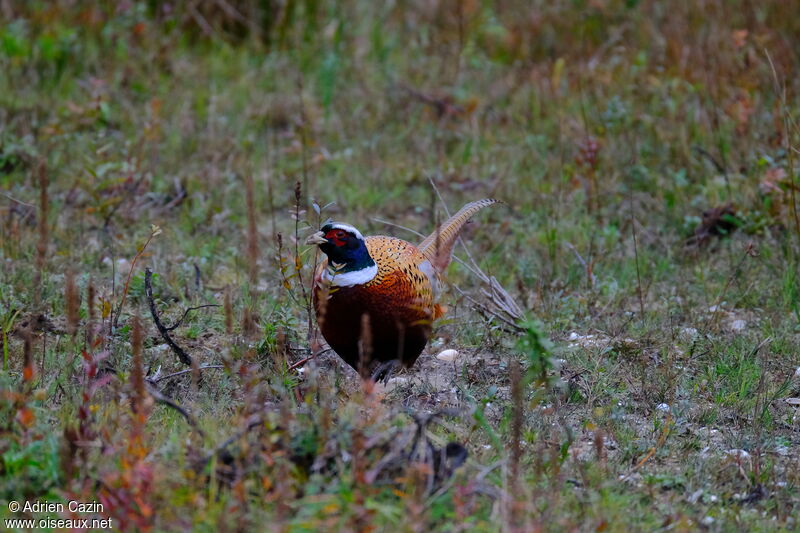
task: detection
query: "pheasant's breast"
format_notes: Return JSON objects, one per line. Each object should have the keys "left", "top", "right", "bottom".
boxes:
{"left": 312, "top": 236, "right": 440, "bottom": 369}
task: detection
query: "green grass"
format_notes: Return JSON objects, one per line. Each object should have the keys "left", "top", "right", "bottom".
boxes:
{"left": 1, "top": 0, "right": 800, "bottom": 530}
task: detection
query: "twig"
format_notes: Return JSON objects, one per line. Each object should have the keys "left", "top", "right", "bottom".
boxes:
{"left": 372, "top": 217, "right": 426, "bottom": 239}
{"left": 628, "top": 168, "right": 646, "bottom": 323}
{"left": 703, "top": 242, "right": 757, "bottom": 334}
{"left": 426, "top": 177, "right": 523, "bottom": 324}
{"left": 2, "top": 192, "right": 35, "bottom": 208}
{"left": 618, "top": 412, "right": 672, "bottom": 484}
{"left": 146, "top": 364, "right": 224, "bottom": 384}
{"left": 194, "top": 414, "right": 264, "bottom": 473}
{"left": 186, "top": 0, "right": 215, "bottom": 37}
{"left": 375, "top": 217, "right": 485, "bottom": 279}
{"left": 193, "top": 262, "right": 201, "bottom": 294}
{"left": 748, "top": 336, "right": 772, "bottom": 358}
{"left": 428, "top": 176, "right": 489, "bottom": 282}
{"left": 293, "top": 182, "right": 314, "bottom": 343}
{"left": 212, "top": 0, "right": 247, "bottom": 23}
{"left": 453, "top": 284, "right": 523, "bottom": 333}
{"left": 564, "top": 242, "right": 596, "bottom": 288}
{"left": 289, "top": 347, "right": 333, "bottom": 371}
{"left": 399, "top": 84, "right": 465, "bottom": 118}
{"left": 113, "top": 225, "right": 161, "bottom": 331}
{"left": 165, "top": 304, "right": 220, "bottom": 332}
{"left": 145, "top": 267, "right": 193, "bottom": 366}
{"left": 146, "top": 383, "right": 206, "bottom": 438}
{"left": 476, "top": 459, "right": 506, "bottom": 481}
{"left": 288, "top": 356, "right": 313, "bottom": 371}
{"left": 377, "top": 217, "right": 523, "bottom": 320}
{"left": 480, "top": 276, "right": 523, "bottom": 321}
{"left": 692, "top": 145, "right": 726, "bottom": 174}
{"left": 276, "top": 233, "right": 302, "bottom": 307}
{"left": 363, "top": 427, "right": 415, "bottom": 484}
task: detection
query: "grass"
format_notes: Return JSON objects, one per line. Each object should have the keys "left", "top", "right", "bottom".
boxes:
{"left": 1, "top": 0, "right": 800, "bottom": 530}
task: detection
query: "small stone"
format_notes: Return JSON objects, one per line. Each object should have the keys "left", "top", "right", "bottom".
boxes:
{"left": 385, "top": 377, "right": 409, "bottom": 388}
{"left": 688, "top": 489, "right": 704, "bottom": 504}
{"left": 679, "top": 327, "right": 699, "bottom": 341}
{"left": 656, "top": 403, "right": 671, "bottom": 413}
{"left": 785, "top": 398, "right": 800, "bottom": 406}
{"left": 149, "top": 344, "right": 170, "bottom": 355}
{"left": 726, "top": 449, "right": 751, "bottom": 461}
{"left": 436, "top": 349, "right": 460, "bottom": 362}
{"left": 148, "top": 365, "right": 163, "bottom": 381}
{"left": 618, "top": 472, "right": 642, "bottom": 484}
{"left": 794, "top": 367, "right": 800, "bottom": 379}
{"left": 567, "top": 332, "right": 600, "bottom": 348}
{"left": 729, "top": 319, "right": 746, "bottom": 332}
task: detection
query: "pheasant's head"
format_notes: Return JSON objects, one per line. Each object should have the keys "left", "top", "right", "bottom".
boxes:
{"left": 306, "top": 222, "right": 377, "bottom": 284}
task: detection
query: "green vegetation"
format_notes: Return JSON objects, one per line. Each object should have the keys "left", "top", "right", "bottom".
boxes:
{"left": 1, "top": 1, "right": 799, "bottom": 530}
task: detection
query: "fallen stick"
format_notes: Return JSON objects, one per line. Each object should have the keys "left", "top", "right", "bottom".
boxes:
{"left": 146, "top": 383, "right": 206, "bottom": 439}
{"left": 147, "top": 364, "right": 224, "bottom": 384}
{"left": 145, "top": 267, "right": 192, "bottom": 366}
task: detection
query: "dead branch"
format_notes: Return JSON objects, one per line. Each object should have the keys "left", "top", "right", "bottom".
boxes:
{"left": 146, "top": 383, "right": 206, "bottom": 439}
{"left": 399, "top": 84, "right": 465, "bottom": 118}
{"left": 146, "top": 364, "right": 224, "bottom": 384}
{"left": 288, "top": 347, "right": 333, "bottom": 371}
{"left": 193, "top": 414, "right": 264, "bottom": 473}
{"left": 2, "top": 192, "right": 35, "bottom": 208}
{"left": 145, "top": 267, "right": 193, "bottom": 366}
{"left": 452, "top": 283, "right": 523, "bottom": 333}
{"left": 427, "top": 177, "right": 523, "bottom": 325}
{"left": 692, "top": 145, "right": 726, "bottom": 174}
{"left": 165, "top": 304, "right": 221, "bottom": 332}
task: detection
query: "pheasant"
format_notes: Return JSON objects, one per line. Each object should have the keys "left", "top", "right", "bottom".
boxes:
{"left": 305, "top": 199, "right": 498, "bottom": 381}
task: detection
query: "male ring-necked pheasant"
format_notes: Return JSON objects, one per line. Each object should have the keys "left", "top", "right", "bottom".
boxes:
{"left": 305, "top": 199, "right": 498, "bottom": 380}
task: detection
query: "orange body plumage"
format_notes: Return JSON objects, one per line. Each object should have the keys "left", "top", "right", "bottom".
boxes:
{"left": 307, "top": 199, "right": 498, "bottom": 378}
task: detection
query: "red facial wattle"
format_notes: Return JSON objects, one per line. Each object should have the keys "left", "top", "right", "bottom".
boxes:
{"left": 326, "top": 229, "right": 347, "bottom": 247}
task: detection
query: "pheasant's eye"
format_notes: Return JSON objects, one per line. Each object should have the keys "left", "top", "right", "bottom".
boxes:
{"left": 325, "top": 229, "right": 349, "bottom": 246}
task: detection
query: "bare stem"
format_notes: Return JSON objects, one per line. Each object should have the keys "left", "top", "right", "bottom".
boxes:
{"left": 147, "top": 364, "right": 224, "bottom": 384}
{"left": 112, "top": 225, "right": 161, "bottom": 331}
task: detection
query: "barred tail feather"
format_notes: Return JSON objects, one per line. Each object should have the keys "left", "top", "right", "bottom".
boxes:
{"left": 418, "top": 198, "right": 499, "bottom": 273}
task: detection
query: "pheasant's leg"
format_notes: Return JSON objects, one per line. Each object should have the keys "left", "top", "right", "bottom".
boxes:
{"left": 370, "top": 360, "right": 399, "bottom": 384}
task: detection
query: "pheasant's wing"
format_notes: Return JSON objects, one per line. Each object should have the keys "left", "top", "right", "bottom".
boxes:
{"left": 364, "top": 236, "right": 438, "bottom": 315}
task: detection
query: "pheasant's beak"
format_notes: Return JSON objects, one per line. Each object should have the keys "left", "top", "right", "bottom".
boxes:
{"left": 305, "top": 231, "right": 328, "bottom": 245}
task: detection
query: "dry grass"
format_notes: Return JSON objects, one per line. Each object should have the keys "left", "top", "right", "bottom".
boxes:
{"left": 1, "top": 0, "right": 799, "bottom": 531}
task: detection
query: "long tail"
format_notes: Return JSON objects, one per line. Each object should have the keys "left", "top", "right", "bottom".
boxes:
{"left": 418, "top": 198, "right": 499, "bottom": 273}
